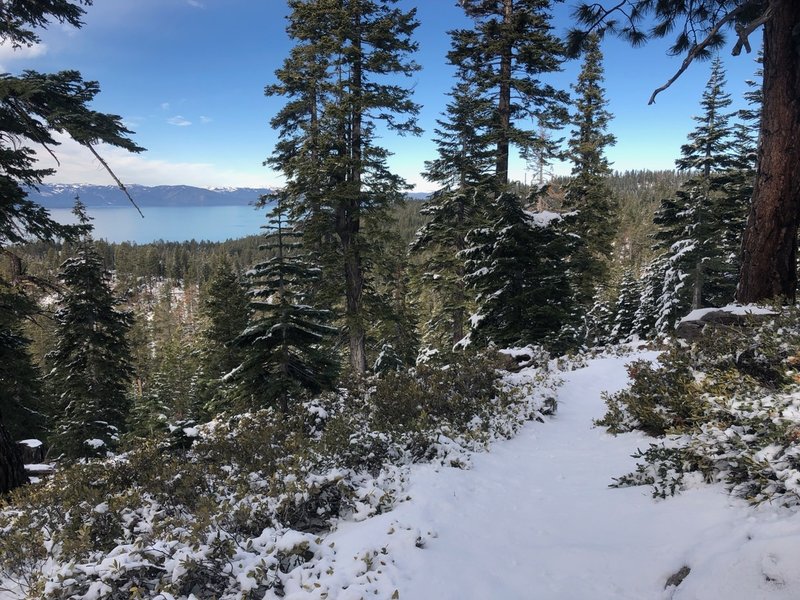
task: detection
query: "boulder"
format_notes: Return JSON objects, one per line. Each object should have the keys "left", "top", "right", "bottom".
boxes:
{"left": 675, "top": 307, "right": 776, "bottom": 341}
{"left": 16, "top": 439, "right": 45, "bottom": 464}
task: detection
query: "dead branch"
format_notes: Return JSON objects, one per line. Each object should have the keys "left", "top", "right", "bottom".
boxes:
{"left": 733, "top": 3, "right": 773, "bottom": 56}
{"left": 84, "top": 143, "right": 144, "bottom": 219}
{"left": 648, "top": 4, "right": 749, "bottom": 105}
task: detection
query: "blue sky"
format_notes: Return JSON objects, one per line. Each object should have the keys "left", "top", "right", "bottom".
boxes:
{"left": 5, "top": 0, "right": 762, "bottom": 191}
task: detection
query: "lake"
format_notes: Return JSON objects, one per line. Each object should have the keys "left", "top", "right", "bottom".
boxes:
{"left": 49, "top": 205, "right": 270, "bottom": 244}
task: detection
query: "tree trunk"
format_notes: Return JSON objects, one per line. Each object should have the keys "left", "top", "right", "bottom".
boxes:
{"left": 0, "top": 417, "right": 27, "bottom": 495}
{"left": 495, "top": 0, "right": 513, "bottom": 185}
{"left": 343, "top": 0, "right": 367, "bottom": 375}
{"left": 736, "top": 1, "right": 800, "bottom": 303}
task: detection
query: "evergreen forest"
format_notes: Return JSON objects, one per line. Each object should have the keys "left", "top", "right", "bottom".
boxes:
{"left": 2, "top": 1, "right": 800, "bottom": 599}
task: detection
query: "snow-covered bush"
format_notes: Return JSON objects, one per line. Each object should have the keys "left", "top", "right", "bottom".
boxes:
{"left": 0, "top": 350, "right": 559, "bottom": 599}
{"left": 599, "top": 308, "right": 800, "bottom": 505}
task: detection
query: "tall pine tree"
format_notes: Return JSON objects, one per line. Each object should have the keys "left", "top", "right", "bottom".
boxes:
{"left": 451, "top": 0, "right": 569, "bottom": 186}
{"left": 47, "top": 202, "right": 134, "bottom": 459}
{"left": 653, "top": 58, "right": 738, "bottom": 330}
{"left": 564, "top": 34, "right": 617, "bottom": 310}
{"left": 449, "top": 0, "right": 572, "bottom": 348}
{"left": 230, "top": 200, "right": 338, "bottom": 413}
{"left": 267, "top": 0, "right": 421, "bottom": 375}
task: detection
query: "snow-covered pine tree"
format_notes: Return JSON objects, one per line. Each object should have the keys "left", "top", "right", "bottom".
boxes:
{"left": 633, "top": 254, "right": 668, "bottom": 339}
{"left": 230, "top": 198, "right": 338, "bottom": 413}
{"left": 610, "top": 270, "right": 640, "bottom": 342}
{"left": 446, "top": 0, "right": 572, "bottom": 350}
{"left": 574, "top": 292, "right": 615, "bottom": 348}
{"left": 47, "top": 202, "right": 134, "bottom": 459}
{"left": 715, "top": 51, "right": 762, "bottom": 290}
{"left": 653, "top": 57, "right": 738, "bottom": 330}
{"left": 464, "top": 189, "right": 575, "bottom": 348}
{"left": 266, "top": 0, "right": 421, "bottom": 375}
{"left": 413, "top": 75, "right": 494, "bottom": 349}
{"left": 564, "top": 34, "right": 618, "bottom": 311}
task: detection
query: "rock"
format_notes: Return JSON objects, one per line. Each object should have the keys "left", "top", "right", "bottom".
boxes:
{"left": 16, "top": 439, "right": 45, "bottom": 464}
{"left": 665, "top": 565, "right": 691, "bottom": 589}
{"left": 675, "top": 307, "right": 775, "bottom": 341}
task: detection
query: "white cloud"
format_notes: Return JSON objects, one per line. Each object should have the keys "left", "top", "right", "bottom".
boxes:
{"left": 160, "top": 102, "right": 170, "bottom": 111}
{"left": 187, "top": 0, "right": 205, "bottom": 7}
{"left": 167, "top": 115, "right": 192, "bottom": 127}
{"left": 0, "top": 40, "right": 48, "bottom": 70}
{"left": 199, "top": 115, "right": 212, "bottom": 124}
{"left": 34, "top": 135, "right": 274, "bottom": 189}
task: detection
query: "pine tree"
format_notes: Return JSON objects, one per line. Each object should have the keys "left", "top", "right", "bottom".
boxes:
{"left": 444, "top": 0, "right": 571, "bottom": 349}
{"left": 0, "top": 282, "right": 47, "bottom": 442}
{"left": 564, "top": 34, "right": 618, "bottom": 309}
{"left": 464, "top": 189, "right": 575, "bottom": 348}
{"left": 633, "top": 253, "right": 668, "bottom": 339}
{"left": 450, "top": 0, "right": 569, "bottom": 186}
{"left": 413, "top": 76, "right": 494, "bottom": 348}
{"left": 0, "top": 2, "right": 142, "bottom": 488}
{"left": 570, "top": 1, "right": 800, "bottom": 304}
{"left": 47, "top": 202, "right": 134, "bottom": 459}
{"left": 231, "top": 201, "right": 338, "bottom": 413}
{"left": 267, "top": 0, "right": 421, "bottom": 375}
{"left": 653, "top": 58, "right": 738, "bottom": 329}
{"left": 194, "top": 259, "right": 250, "bottom": 416}
{"left": 610, "top": 270, "right": 640, "bottom": 342}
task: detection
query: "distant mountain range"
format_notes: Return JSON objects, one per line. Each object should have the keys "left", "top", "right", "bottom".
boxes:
{"left": 27, "top": 184, "right": 272, "bottom": 208}
{"left": 27, "top": 184, "right": 430, "bottom": 208}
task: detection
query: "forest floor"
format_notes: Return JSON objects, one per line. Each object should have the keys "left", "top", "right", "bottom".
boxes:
{"left": 323, "top": 353, "right": 800, "bottom": 600}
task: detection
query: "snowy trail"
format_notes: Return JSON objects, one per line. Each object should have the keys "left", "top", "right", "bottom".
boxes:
{"left": 328, "top": 354, "right": 800, "bottom": 600}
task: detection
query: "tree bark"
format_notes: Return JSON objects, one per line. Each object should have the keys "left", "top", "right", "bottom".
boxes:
{"left": 736, "top": 0, "right": 800, "bottom": 303}
{"left": 343, "top": 0, "right": 367, "bottom": 375}
{"left": 0, "top": 417, "right": 27, "bottom": 495}
{"left": 495, "top": 0, "right": 513, "bottom": 185}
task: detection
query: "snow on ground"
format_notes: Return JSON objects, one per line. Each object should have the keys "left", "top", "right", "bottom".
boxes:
{"left": 6, "top": 352, "right": 800, "bottom": 600}
{"left": 324, "top": 353, "right": 800, "bottom": 600}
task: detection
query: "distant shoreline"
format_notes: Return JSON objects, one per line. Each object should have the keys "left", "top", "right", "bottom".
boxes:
{"left": 28, "top": 184, "right": 429, "bottom": 209}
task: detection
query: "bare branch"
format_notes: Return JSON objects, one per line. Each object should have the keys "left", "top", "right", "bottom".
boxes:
{"left": 648, "top": 3, "right": 749, "bottom": 105}
{"left": 733, "top": 3, "right": 773, "bottom": 56}
{"left": 84, "top": 143, "right": 144, "bottom": 219}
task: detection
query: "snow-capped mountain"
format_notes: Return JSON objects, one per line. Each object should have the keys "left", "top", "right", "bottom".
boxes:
{"left": 28, "top": 184, "right": 429, "bottom": 208}
{"left": 27, "top": 184, "right": 274, "bottom": 208}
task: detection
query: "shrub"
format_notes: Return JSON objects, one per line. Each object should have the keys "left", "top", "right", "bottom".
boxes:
{"left": 599, "top": 308, "right": 800, "bottom": 505}
{"left": 0, "top": 348, "right": 558, "bottom": 598}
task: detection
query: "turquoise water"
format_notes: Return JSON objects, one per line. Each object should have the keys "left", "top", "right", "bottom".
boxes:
{"left": 49, "top": 205, "right": 269, "bottom": 244}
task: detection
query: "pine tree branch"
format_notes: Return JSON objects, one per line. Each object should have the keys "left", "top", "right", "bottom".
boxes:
{"left": 648, "top": 4, "right": 750, "bottom": 105}
{"left": 7, "top": 99, "right": 61, "bottom": 167}
{"left": 733, "top": 2, "right": 774, "bottom": 56}
{"left": 84, "top": 143, "right": 144, "bottom": 218}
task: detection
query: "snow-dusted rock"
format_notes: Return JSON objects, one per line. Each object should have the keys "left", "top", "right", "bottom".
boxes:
{"left": 675, "top": 304, "right": 777, "bottom": 341}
